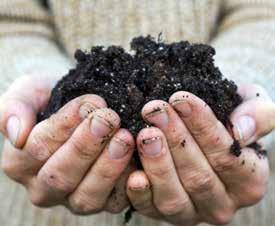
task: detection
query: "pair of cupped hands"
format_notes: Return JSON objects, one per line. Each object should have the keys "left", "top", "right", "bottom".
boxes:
{"left": 0, "top": 75, "right": 275, "bottom": 226}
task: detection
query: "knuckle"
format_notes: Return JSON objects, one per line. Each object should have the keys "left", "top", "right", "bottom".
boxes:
{"left": 211, "top": 210, "right": 234, "bottom": 225}
{"left": 27, "top": 132, "right": 52, "bottom": 160}
{"left": 69, "top": 137, "right": 91, "bottom": 159}
{"left": 40, "top": 169, "right": 75, "bottom": 193}
{"left": 1, "top": 159, "right": 20, "bottom": 181}
{"left": 195, "top": 121, "right": 230, "bottom": 153}
{"left": 1, "top": 142, "right": 30, "bottom": 183}
{"left": 147, "top": 164, "right": 173, "bottom": 180}
{"left": 210, "top": 154, "right": 238, "bottom": 173}
{"left": 29, "top": 191, "right": 48, "bottom": 207}
{"left": 190, "top": 113, "right": 213, "bottom": 137}
{"left": 184, "top": 170, "right": 215, "bottom": 195}
{"left": 1, "top": 151, "right": 26, "bottom": 183}
{"left": 47, "top": 113, "right": 74, "bottom": 135}
{"left": 96, "top": 167, "right": 117, "bottom": 182}
{"left": 168, "top": 132, "right": 186, "bottom": 150}
{"left": 208, "top": 122, "right": 228, "bottom": 145}
{"left": 69, "top": 194, "right": 104, "bottom": 214}
{"left": 157, "top": 198, "right": 189, "bottom": 216}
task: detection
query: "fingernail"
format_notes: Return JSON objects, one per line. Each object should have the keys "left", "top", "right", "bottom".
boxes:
{"left": 6, "top": 116, "right": 20, "bottom": 145}
{"left": 79, "top": 103, "right": 97, "bottom": 118}
{"left": 108, "top": 137, "right": 129, "bottom": 159}
{"left": 145, "top": 108, "right": 169, "bottom": 128}
{"left": 141, "top": 136, "right": 162, "bottom": 157}
{"left": 234, "top": 116, "right": 256, "bottom": 141}
{"left": 172, "top": 100, "right": 192, "bottom": 117}
{"left": 129, "top": 173, "right": 150, "bottom": 191}
{"left": 129, "top": 181, "right": 150, "bottom": 191}
{"left": 90, "top": 116, "right": 113, "bottom": 138}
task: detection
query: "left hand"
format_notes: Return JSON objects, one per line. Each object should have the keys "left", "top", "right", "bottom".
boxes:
{"left": 126, "top": 84, "right": 275, "bottom": 226}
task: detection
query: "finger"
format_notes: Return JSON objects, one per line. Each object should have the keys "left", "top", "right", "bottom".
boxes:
{"left": 142, "top": 100, "right": 235, "bottom": 224}
{"left": 136, "top": 127, "right": 197, "bottom": 226}
{"left": 127, "top": 170, "right": 160, "bottom": 218}
{"left": 30, "top": 108, "right": 120, "bottom": 205}
{"left": 1, "top": 140, "right": 35, "bottom": 184}
{"left": 0, "top": 76, "right": 52, "bottom": 148}
{"left": 2, "top": 94, "right": 106, "bottom": 184}
{"left": 230, "top": 99, "right": 275, "bottom": 146}
{"left": 22, "top": 94, "right": 106, "bottom": 173}
{"left": 169, "top": 92, "right": 234, "bottom": 154}
{"left": 104, "top": 164, "right": 134, "bottom": 214}
{"left": 67, "top": 128, "right": 134, "bottom": 214}
{"left": 223, "top": 147, "right": 269, "bottom": 207}
{"left": 169, "top": 92, "right": 269, "bottom": 206}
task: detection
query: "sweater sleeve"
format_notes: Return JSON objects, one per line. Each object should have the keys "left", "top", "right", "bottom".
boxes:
{"left": 0, "top": 0, "right": 72, "bottom": 95}
{"left": 211, "top": 0, "right": 275, "bottom": 101}
{"left": 211, "top": 0, "right": 275, "bottom": 153}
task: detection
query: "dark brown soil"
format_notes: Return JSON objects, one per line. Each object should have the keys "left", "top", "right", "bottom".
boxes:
{"left": 230, "top": 140, "right": 242, "bottom": 157}
{"left": 38, "top": 35, "right": 242, "bottom": 134}
{"left": 248, "top": 143, "right": 267, "bottom": 159}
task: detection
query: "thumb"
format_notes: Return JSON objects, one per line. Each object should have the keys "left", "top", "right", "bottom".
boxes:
{"left": 0, "top": 75, "right": 53, "bottom": 148}
{"left": 230, "top": 85, "right": 275, "bottom": 146}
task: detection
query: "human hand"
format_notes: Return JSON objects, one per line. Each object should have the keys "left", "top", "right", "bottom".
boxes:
{"left": 126, "top": 84, "right": 274, "bottom": 225}
{"left": 0, "top": 75, "right": 135, "bottom": 214}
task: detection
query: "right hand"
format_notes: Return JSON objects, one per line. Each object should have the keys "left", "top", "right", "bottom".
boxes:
{"left": 0, "top": 75, "right": 135, "bottom": 214}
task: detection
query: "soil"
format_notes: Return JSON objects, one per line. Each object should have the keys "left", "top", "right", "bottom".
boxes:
{"left": 39, "top": 35, "right": 242, "bottom": 133}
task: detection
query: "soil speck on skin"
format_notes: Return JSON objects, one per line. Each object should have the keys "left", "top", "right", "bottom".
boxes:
{"left": 230, "top": 140, "right": 242, "bottom": 157}
{"left": 181, "top": 139, "right": 186, "bottom": 148}
{"left": 241, "top": 160, "right": 245, "bottom": 165}
{"left": 248, "top": 143, "right": 268, "bottom": 159}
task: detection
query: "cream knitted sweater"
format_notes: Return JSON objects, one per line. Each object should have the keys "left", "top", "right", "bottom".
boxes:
{"left": 0, "top": 1, "right": 275, "bottom": 226}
